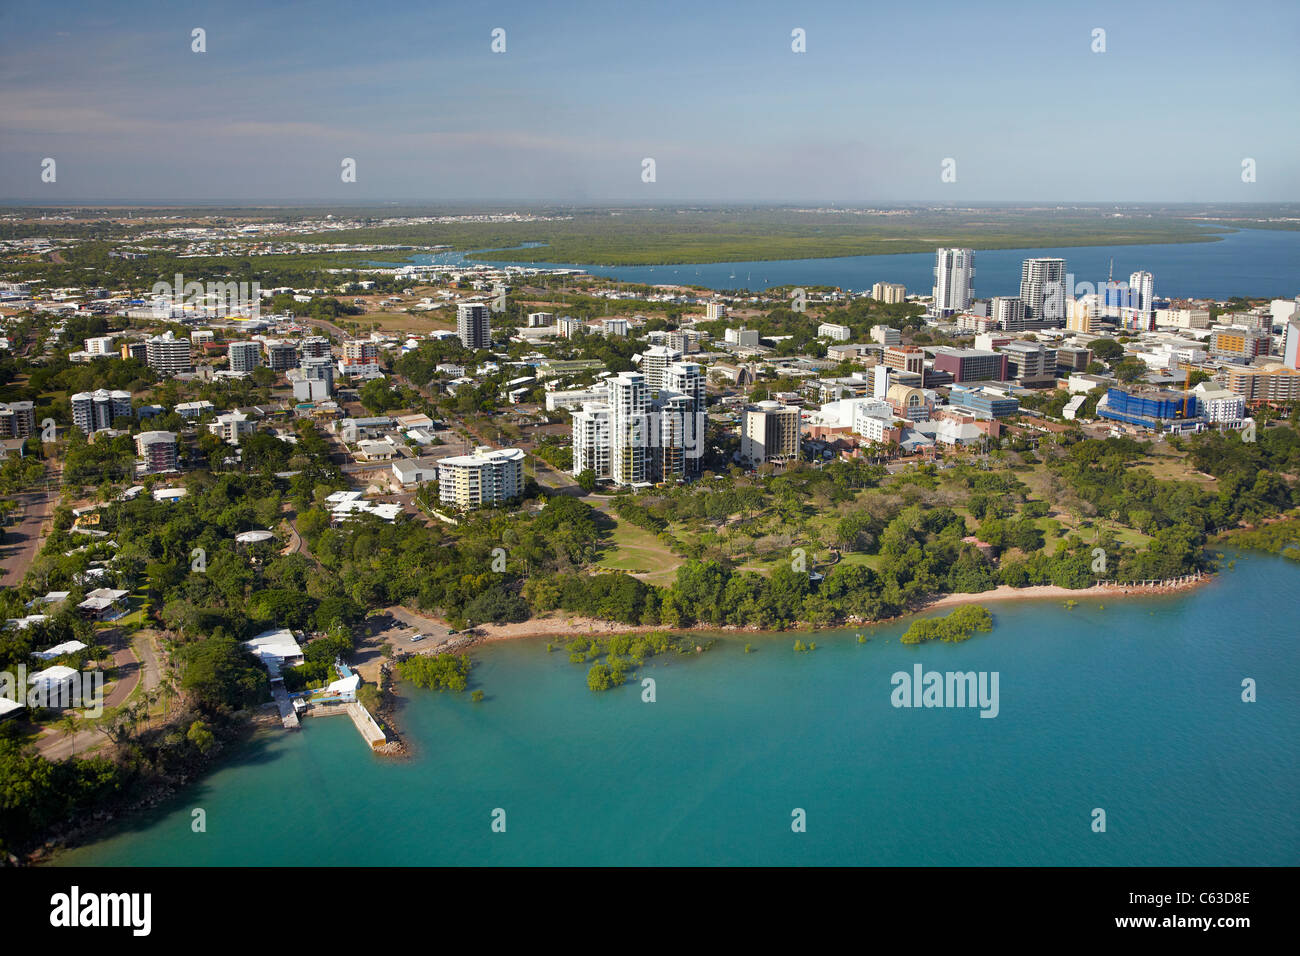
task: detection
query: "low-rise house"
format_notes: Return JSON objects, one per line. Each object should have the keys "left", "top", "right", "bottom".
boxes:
{"left": 393, "top": 460, "right": 436, "bottom": 487}
{"left": 243, "top": 628, "right": 305, "bottom": 679}
{"left": 33, "top": 640, "right": 88, "bottom": 661}
{"left": 77, "top": 588, "right": 129, "bottom": 621}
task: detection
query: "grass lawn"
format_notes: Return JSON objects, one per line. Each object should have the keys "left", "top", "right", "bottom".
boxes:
{"left": 357, "top": 310, "right": 456, "bottom": 333}
{"left": 1137, "top": 451, "right": 1218, "bottom": 486}
{"left": 836, "top": 551, "right": 884, "bottom": 570}
{"left": 596, "top": 515, "right": 682, "bottom": 586}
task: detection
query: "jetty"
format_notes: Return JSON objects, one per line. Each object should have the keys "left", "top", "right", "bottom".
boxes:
{"left": 271, "top": 683, "right": 300, "bottom": 729}
{"left": 297, "top": 661, "right": 392, "bottom": 750}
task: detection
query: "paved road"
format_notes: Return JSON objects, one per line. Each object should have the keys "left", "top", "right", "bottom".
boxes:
{"left": 0, "top": 466, "right": 60, "bottom": 587}
{"left": 300, "top": 316, "right": 350, "bottom": 340}
{"left": 34, "top": 629, "right": 162, "bottom": 760}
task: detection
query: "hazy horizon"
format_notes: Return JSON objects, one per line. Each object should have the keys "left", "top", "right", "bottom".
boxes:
{"left": 2, "top": 0, "right": 1297, "bottom": 203}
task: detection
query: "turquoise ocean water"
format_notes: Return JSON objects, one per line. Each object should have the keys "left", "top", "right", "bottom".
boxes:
{"left": 56, "top": 552, "right": 1300, "bottom": 866}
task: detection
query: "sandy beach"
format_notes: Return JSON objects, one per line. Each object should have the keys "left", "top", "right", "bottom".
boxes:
{"left": 463, "top": 575, "right": 1213, "bottom": 644}
{"left": 915, "top": 576, "right": 1211, "bottom": 613}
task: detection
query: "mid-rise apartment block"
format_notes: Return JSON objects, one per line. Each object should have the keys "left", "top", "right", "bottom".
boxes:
{"left": 1210, "top": 328, "right": 1272, "bottom": 361}
{"left": 300, "top": 336, "right": 332, "bottom": 359}
{"left": 208, "top": 411, "right": 256, "bottom": 444}
{"left": 146, "top": 331, "right": 192, "bottom": 375}
{"left": 0, "top": 401, "right": 36, "bottom": 438}
{"left": 136, "top": 430, "right": 178, "bottom": 474}
{"left": 1226, "top": 363, "right": 1300, "bottom": 405}
{"left": 872, "top": 282, "right": 906, "bottom": 304}
{"left": 870, "top": 325, "right": 901, "bottom": 346}
{"left": 71, "top": 389, "right": 132, "bottom": 432}
{"left": 228, "top": 340, "right": 262, "bottom": 374}
{"left": 437, "top": 446, "right": 525, "bottom": 508}
{"left": 883, "top": 345, "right": 924, "bottom": 374}
{"left": 740, "top": 401, "right": 801, "bottom": 465}
{"left": 266, "top": 340, "right": 300, "bottom": 371}
{"left": 992, "top": 296, "right": 1027, "bottom": 331}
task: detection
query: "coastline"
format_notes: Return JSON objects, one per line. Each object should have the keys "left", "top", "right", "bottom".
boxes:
{"left": 465, "top": 574, "right": 1214, "bottom": 645}
{"left": 29, "top": 572, "right": 1215, "bottom": 865}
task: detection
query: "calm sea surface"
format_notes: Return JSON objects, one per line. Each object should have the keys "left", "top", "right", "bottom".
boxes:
{"left": 393, "top": 226, "right": 1299, "bottom": 299}
{"left": 56, "top": 551, "right": 1300, "bottom": 866}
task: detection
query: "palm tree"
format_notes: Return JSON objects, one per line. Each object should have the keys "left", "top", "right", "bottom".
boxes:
{"left": 58, "top": 712, "right": 80, "bottom": 740}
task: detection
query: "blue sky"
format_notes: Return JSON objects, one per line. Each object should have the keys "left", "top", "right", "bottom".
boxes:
{"left": 1, "top": 0, "right": 1296, "bottom": 202}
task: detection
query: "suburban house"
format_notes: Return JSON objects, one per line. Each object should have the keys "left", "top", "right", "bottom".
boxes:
{"left": 76, "top": 587, "right": 129, "bottom": 620}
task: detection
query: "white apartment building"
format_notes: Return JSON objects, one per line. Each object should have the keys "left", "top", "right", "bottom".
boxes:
{"left": 556, "top": 316, "right": 584, "bottom": 338}
{"left": 992, "top": 296, "right": 1027, "bottom": 331}
{"left": 84, "top": 336, "right": 115, "bottom": 355}
{"left": 527, "top": 311, "right": 554, "bottom": 328}
{"left": 725, "top": 327, "right": 760, "bottom": 347}
{"left": 0, "top": 401, "right": 36, "bottom": 439}
{"left": 664, "top": 329, "right": 700, "bottom": 354}
{"left": 136, "top": 430, "right": 178, "bottom": 474}
{"left": 437, "top": 446, "right": 525, "bottom": 508}
{"left": 1019, "top": 258, "right": 1067, "bottom": 324}
{"left": 933, "top": 248, "right": 974, "bottom": 314}
{"left": 663, "top": 362, "right": 705, "bottom": 469}
{"left": 570, "top": 357, "right": 703, "bottom": 485}
{"left": 146, "top": 331, "right": 193, "bottom": 375}
{"left": 636, "top": 345, "right": 683, "bottom": 389}
{"left": 818, "top": 323, "right": 851, "bottom": 342}
{"left": 339, "top": 339, "right": 383, "bottom": 380}
{"left": 1155, "top": 308, "right": 1211, "bottom": 330}
{"left": 71, "top": 389, "right": 132, "bottom": 433}
{"left": 228, "top": 340, "right": 262, "bottom": 373}
{"left": 571, "top": 402, "right": 611, "bottom": 477}
{"left": 300, "top": 335, "right": 332, "bottom": 359}
{"left": 175, "top": 400, "right": 215, "bottom": 419}
{"left": 208, "top": 410, "right": 256, "bottom": 445}
{"left": 705, "top": 302, "right": 728, "bottom": 320}
{"left": 870, "top": 325, "right": 901, "bottom": 346}
{"left": 608, "top": 372, "right": 648, "bottom": 486}
{"left": 1129, "top": 271, "right": 1155, "bottom": 313}
{"left": 1195, "top": 387, "right": 1247, "bottom": 423}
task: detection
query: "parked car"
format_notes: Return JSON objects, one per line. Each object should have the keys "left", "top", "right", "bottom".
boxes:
{"left": 410, "top": 633, "right": 425, "bottom": 643}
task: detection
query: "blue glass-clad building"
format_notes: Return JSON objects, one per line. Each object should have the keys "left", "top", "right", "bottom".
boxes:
{"left": 1097, "top": 387, "right": 1199, "bottom": 429}
{"left": 947, "top": 384, "right": 1020, "bottom": 419}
